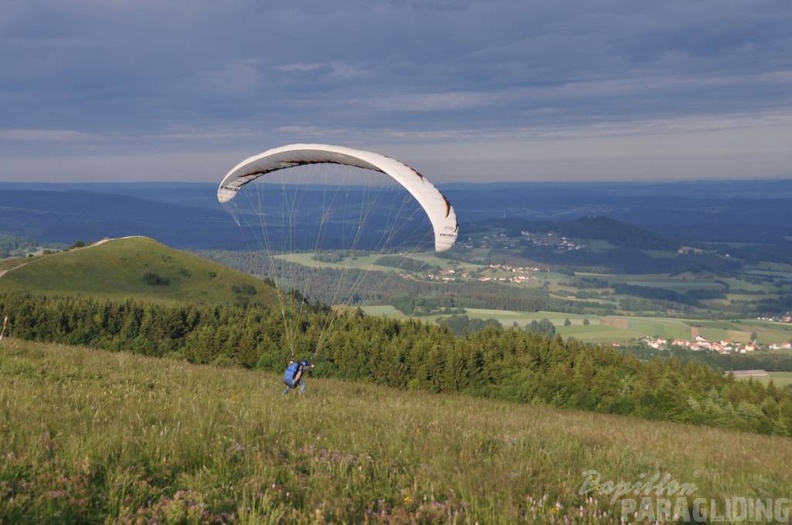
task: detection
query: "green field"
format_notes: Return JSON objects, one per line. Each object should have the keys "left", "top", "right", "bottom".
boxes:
{"left": 768, "top": 372, "right": 792, "bottom": 388}
{"left": 578, "top": 269, "right": 787, "bottom": 300}
{"left": 362, "top": 306, "right": 792, "bottom": 346}
{"left": 760, "top": 372, "right": 792, "bottom": 388}
{"left": 746, "top": 269, "right": 792, "bottom": 281}
{"left": 623, "top": 280, "right": 724, "bottom": 292}
{"left": 361, "top": 304, "right": 410, "bottom": 318}
{"left": 2, "top": 338, "right": 792, "bottom": 523}
{"left": 555, "top": 324, "right": 645, "bottom": 344}
{"left": 276, "top": 251, "right": 467, "bottom": 272}
{"left": 276, "top": 252, "right": 386, "bottom": 271}
{"left": 694, "top": 320, "right": 792, "bottom": 345}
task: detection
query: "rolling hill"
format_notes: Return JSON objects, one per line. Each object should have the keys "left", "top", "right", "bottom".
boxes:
{"left": 0, "top": 236, "right": 277, "bottom": 305}
{"left": 557, "top": 215, "right": 679, "bottom": 250}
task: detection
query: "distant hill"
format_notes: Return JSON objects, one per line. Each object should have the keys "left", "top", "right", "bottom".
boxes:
{"left": 0, "top": 188, "right": 241, "bottom": 249}
{"left": 0, "top": 237, "right": 278, "bottom": 305}
{"left": 2, "top": 180, "right": 792, "bottom": 250}
{"left": 466, "top": 215, "right": 679, "bottom": 250}
{"left": 558, "top": 215, "right": 679, "bottom": 250}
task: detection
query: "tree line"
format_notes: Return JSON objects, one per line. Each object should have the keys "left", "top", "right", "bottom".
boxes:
{"left": 1, "top": 291, "right": 791, "bottom": 437}
{"left": 0, "top": 235, "right": 45, "bottom": 258}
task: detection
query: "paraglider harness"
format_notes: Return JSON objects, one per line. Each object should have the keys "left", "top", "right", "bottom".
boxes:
{"left": 283, "top": 360, "right": 311, "bottom": 390}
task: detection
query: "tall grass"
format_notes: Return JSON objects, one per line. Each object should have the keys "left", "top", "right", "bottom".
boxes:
{"left": 2, "top": 338, "right": 791, "bottom": 523}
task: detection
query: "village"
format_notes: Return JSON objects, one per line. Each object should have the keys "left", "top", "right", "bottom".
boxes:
{"left": 423, "top": 263, "right": 540, "bottom": 284}
{"left": 520, "top": 231, "right": 586, "bottom": 251}
{"left": 641, "top": 335, "right": 792, "bottom": 354}
{"left": 457, "top": 230, "right": 587, "bottom": 253}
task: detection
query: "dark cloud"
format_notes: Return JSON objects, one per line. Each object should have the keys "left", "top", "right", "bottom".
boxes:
{"left": 1, "top": 0, "right": 791, "bottom": 181}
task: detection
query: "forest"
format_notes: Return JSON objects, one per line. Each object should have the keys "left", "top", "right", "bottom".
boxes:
{"left": 2, "top": 291, "right": 790, "bottom": 438}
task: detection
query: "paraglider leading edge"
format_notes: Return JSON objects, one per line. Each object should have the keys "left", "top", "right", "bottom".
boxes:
{"left": 217, "top": 143, "right": 458, "bottom": 252}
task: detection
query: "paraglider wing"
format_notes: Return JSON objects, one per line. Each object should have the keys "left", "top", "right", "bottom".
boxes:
{"left": 217, "top": 144, "right": 458, "bottom": 251}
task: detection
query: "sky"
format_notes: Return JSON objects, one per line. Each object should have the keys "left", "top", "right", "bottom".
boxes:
{"left": 2, "top": 0, "right": 792, "bottom": 184}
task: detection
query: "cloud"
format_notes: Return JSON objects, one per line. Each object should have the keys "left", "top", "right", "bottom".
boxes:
{"left": 1, "top": 0, "right": 792, "bottom": 182}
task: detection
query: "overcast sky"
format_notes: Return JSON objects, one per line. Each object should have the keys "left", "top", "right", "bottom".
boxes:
{"left": 2, "top": 0, "right": 792, "bottom": 184}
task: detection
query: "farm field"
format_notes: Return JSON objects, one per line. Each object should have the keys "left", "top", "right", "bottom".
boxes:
{"left": 581, "top": 272, "right": 728, "bottom": 293}
{"left": 576, "top": 269, "right": 787, "bottom": 302}
{"left": 275, "top": 251, "right": 467, "bottom": 273}
{"left": 578, "top": 272, "right": 727, "bottom": 290}
{"left": 275, "top": 252, "right": 387, "bottom": 271}
{"left": 2, "top": 338, "right": 792, "bottom": 523}
{"left": 735, "top": 372, "right": 792, "bottom": 389}
{"left": 694, "top": 320, "right": 792, "bottom": 345}
{"left": 362, "top": 306, "right": 792, "bottom": 346}
{"left": 766, "top": 372, "right": 792, "bottom": 388}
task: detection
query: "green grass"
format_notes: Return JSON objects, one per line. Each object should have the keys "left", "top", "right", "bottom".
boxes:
{"left": 458, "top": 309, "right": 593, "bottom": 327}
{"left": 584, "top": 240, "right": 614, "bottom": 253}
{"left": 363, "top": 306, "right": 792, "bottom": 344}
{"left": 624, "top": 280, "right": 725, "bottom": 292}
{"left": 2, "top": 338, "right": 792, "bottom": 523}
{"left": 749, "top": 372, "right": 792, "bottom": 388}
{"left": 640, "top": 250, "right": 679, "bottom": 259}
{"left": 556, "top": 324, "right": 645, "bottom": 344}
{"left": 361, "top": 305, "right": 409, "bottom": 319}
{"left": 362, "top": 307, "right": 647, "bottom": 344}
{"left": 0, "top": 237, "right": 278, "bottom": 305}
{"left": 364, "top": 306, "right": 792, "bottom": 346}
{"left": 768, "top": 372, "right": 792, "bottom": 388}
{"left": 603, "top": 273, "right": 727, "bottom": 292}
{"left": 734, "top": 371, "right": 792, "bottom": 389}
{"left": 276, "top": 252, "right": 385, "bottom": 270}
{"left": 277, "top": 251, "right": 482, "bottom": 275}
{"left": 617, "top": 317, "right": 694, "bottom": 341}
{"left": 693, "top": 320, "right": 792, "bottom": 345}
{"left": 734, "top": 320, "right": 792, "bottom": 345}
{"left": 0, "top": 258, "right": 30, "bottom": 272}
{"left": 746, "top": 269, "right": 792, "bottom": 281}
{"left": 720, "top": 277, "right": 775, "bottom": 293}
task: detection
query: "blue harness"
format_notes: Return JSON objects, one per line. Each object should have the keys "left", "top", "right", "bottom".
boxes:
{"left": 283, "top": 361, "right": 302, "bottom": 388}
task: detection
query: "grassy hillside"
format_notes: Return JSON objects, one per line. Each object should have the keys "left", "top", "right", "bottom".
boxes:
{"left": 2, "top": 338, "right": 791, "bottom": 524}
{"left": 0, "top": 237, "right": 277, "bottom": 305}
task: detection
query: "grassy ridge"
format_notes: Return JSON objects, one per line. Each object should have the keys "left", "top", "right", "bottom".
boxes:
{"left": 0, "top": 237, "right": 277, "bottom": 305}
{"left": 2, "top": 338, "right": 791, "bottom": 524}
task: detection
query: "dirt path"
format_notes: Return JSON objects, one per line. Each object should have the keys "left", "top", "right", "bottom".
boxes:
{"left": 0, "top": 236, "right": 145, "bottom": 280}
{"left": 0, "top": 263, "right": 30, "bottom": 279}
